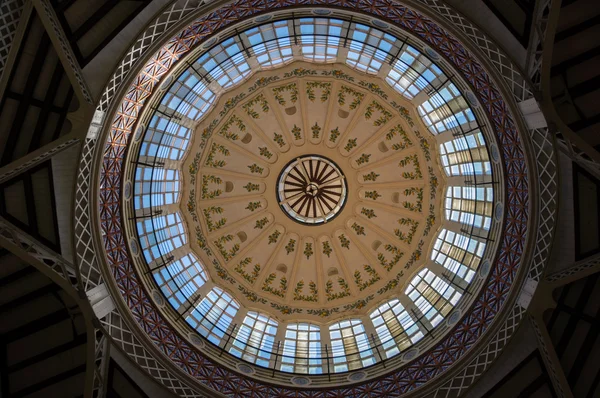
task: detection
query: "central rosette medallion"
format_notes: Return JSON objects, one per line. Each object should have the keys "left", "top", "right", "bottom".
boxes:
{"left": 277, "top": 155, "right": 347, "bottom": 225}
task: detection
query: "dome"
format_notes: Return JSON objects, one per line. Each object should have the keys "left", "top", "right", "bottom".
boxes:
{"left": 90, "top": 1, "right": 541, "bottom": 395}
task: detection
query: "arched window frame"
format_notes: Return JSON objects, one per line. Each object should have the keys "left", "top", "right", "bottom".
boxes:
{"left": 431, "top": 229, "right": 486, "bottom": 284}
{"left": 229, "top": 312, "right": 278, "bottom": 367}
{"left": 152, "top": 253, "right": 208, "bottom": 310}
{"left": 439, "top": 130, "right": 492, "bottom": 176}
{"left": 186, "top": 287, "right": 240, "bottom": 345}
{"left": 444, "top": 186, "right": 493, "bottom": 230}
{"left": 369, "top": 299, "right": 423, "bottom": 359}
{"left": 345, "top": 23, "right": 399, "bottom": 73}
{"left": 329, "top": 319, "right": 375, "bottom": 372}
{"left": 385, "top": 45, "right": 445, "bottom": 99}
{"left": 136, "top": 212, "right": 186, "bottom": 263}
{"left": 280, "top": 323, "right": 323, "bottom": 374}
{"left": 297, "top": 18, "right": 344, "bottom": 62}
{"left": 245, "top": 20, "right": 294, "bottom": 68}
{"left": 405, "top": 268, "right": 462, "bottom": 327}
{"left": 417, "top": 82, "right": 476, "bottom": 135}
{"left": 140, "top": 115, "right": 191, "bottom": 161}
{"left": 194, "top": 37, "right": 252, "bottom": 89}
{"left": 134, "top": 167, "right": 180, "bottom": 210}
{"left": 160, "top": 69, "right": 216, "bottom": 120}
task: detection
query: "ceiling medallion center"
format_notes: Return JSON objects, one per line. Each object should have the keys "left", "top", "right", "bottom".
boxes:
{"left": 277, "top": 155, "right": 347, "bottom": 225}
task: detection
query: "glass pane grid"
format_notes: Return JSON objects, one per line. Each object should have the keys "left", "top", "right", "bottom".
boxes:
{"left": 405, "top": 269, "right": 462, "bottom": 327}
{"left": 134, "top": 167, "right": 180, "bottom": 210}
{"left": 136, "top": 213, "right": 186, "bottom": 263}
{"left": 329, "top": 319, "right": 375, "bottom": 372}
{"left": 417, "top": 82, "right": 475, "bottom": 135}
{"left": 140, "top": 115, "right": 191, "bottom": 161}
{"left": 186, "top": 287, "right": 240, "bottom": 345}
{"left": 439, "top": 131, "right": 492, "bottom": 176}
{"left": 152, "top": 253, "right": 208, "bottom": 310}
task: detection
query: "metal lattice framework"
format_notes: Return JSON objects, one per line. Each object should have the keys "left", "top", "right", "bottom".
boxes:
{"left": 71, "top": 0, "right": 559, "bottom": 396}
{"left": 0, "top": 0, "right": 26, "bottom": 80}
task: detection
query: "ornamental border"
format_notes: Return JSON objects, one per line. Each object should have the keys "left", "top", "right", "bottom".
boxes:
{"left": 74, "top": 0, "right": 557, "bottom": 396}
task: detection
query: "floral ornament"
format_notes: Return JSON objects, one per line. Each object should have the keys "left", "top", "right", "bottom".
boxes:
{"left": 262, "top": 273, "right": 288, "bottom": 298}
{"left": 285, "top": 239, "right": 296, "bottom": 254}
{"left": 355, "top": 153, "right": 371, "bottom": 166}
{"left": 293, "top": 280, "right": 318, "bottom": 302}
{"left": 219, "top": 115, "right": 246, "bottom": 141}
{"left": 329, "top": 127, "right": 340, "bottom": 143}
{"left": 219, "top": 93, "right": 246, "bottom": 117}
{"left": 306, "top": 307, "right": 340, "bottom": 317}
{"left": 364, "top": 101, "right": 393, "bottom": 126}
{"left": 205, "top": 142, "right": 230, "bottom": 168}
{"left": 398, "top": 154, "right": 423, "bottom": 180}
{"left": 358, "top": 81, "right": 388, "bottom": 99}
{"left": 419, "top": 137, "right": 432, "bottom": 161}
{"left": 243, "top": 182, "right": 260, "bottom": 192}
{"left": 390, "top": 100, "right": 414, "bottom": 126}
{"left": 245, "top": 201, "right": 262, "bottom": 212}
{"left": 395, "top": 218, "right": 419, "bottom": 244}
{"left": 404, "top": 240, "right": 425, "bottom": 270}
{"left": 354, "top": 265, "right": 381, "bottom": 291}
{"left": 338, "top": 234, "right": 350, "bottom": 249}
{"left": 268, "top": 230, "right": 281, "bottom": 244}
{"left": 429, "top": 166, "right": 439, "bottom": 199}
{"left": 385, "top": 124, "right": 413, "bottom": 150}
{"left": 248, "top": 75, "right": 280, "bottom": 92}
{"left": 344, "top": 138, "right": 357, "bottom": 152}
{"left": 321, "top": 69, "right": 354, "bottom": 82}
{"left": 403, "top": 187, "right": 423, "bottom": 212}
{"left": 270, "top": 303, "right": 302, "bottom": 315}
{"left": 195, "top": 226, "right": 212, "bottom": 257}
{"left": 362, "top": 172, "right": 379, "bottom": 182}
{"left": 351, "top": 222, "right": 366, "bottom": 236}
{"left": 291, "top": 125, "right": 302, "bottom": 140}
{"left": 325, "top": 278, "right": 351, "bottom": 301}
{"left": 423, "top": 204, "right": 436, "bottom": 236}
{"left": 377, "top": 277, "right": 403, "bottom": 295}
{"left": 322, "top": 241, "right": 333, "bottom": 257}
{"left": 234, "top": 257, "right": 261, "bottom": 284}
{"left": 200, "top": 119, "right": 218, "bottom": 141}
{"left": 273, "top": 132, "right": 286, "bottom": 147}
{"left": 187, "top": 190, "right": 197, "bottom": 221}
{"left": 360, "top": 208, "right": 377, "bottom": 219}
{"left": 213, "top": 234, "right": 240, "bottom": 262}
{"left": 311, "top": 122, "right": 321, "bottom": 139}
{"left": 343, "top": 295, "right": 375, "bottom": 311}
{"left": 243, "top": 93, "right": 269, "bottom": 118}
{"left": 284, "top": 68, "right": 317, "bottom": 78}
{"left": 213, "top": 261, "right": 236, "bottom": 284}
{"left": 254, "top": 217, "right": 269, "bottom": 229}
{"left": 189, "top": 152, "right": 201, "bottom": 184}
{"left": 201, "top": 175, "right": 223, "bottom": 199}
{"left": 364, "top": 190, "right": 381, "bottom": 200}
{"left": 304, "top": 243, "right": 314, "bottom": 259}
{"left": 378, "top": 245, "right": 403, "bottom": 272}
{"left": 337, "top": 85, "right": 364, "bottom": 109}
{"left": 305, "top": 81, "right": 331, "bottom": 102}
{"left": 248, "top": 163, "right": 264, "bottom": 174}
{"left": 272, "top": 83, "right": 298, "bottom": 105}
{"left": 259, "top": 146, "right": 273, "bottom": 160}
{"left": 203, "top": 206, "right": 226, "bottom": 232}
{"left": 238, "top": 285, "right": 268, "bottom": 304}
